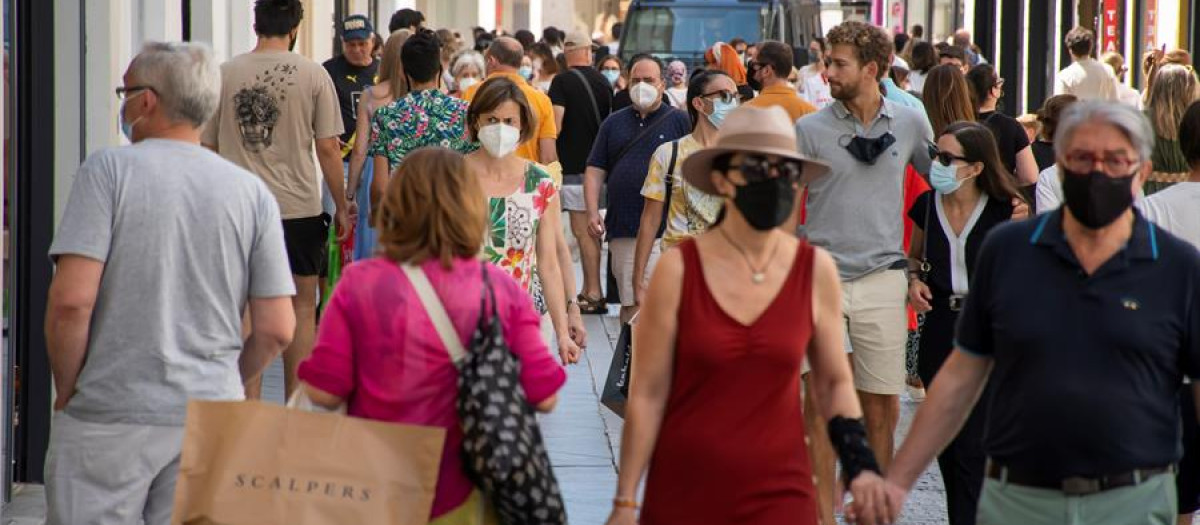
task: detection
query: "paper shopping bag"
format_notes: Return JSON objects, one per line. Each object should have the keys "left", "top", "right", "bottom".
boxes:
{"left": 171, "top": 400, "right": 445, "bottom": 525}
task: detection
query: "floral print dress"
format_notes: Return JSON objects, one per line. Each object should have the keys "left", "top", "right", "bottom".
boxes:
{"left": 484, "top": 163, "right": 557, "bottom": 298}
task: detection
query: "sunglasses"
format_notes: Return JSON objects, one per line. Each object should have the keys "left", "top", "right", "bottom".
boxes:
{"left": 701, "top": 90, "right": 738, "bottom": 104}
{"left": 928, "top": 145, "right": 970, "bottom": 165}
{"left": 725, "top": 154, "right": 805, "bottom": 183}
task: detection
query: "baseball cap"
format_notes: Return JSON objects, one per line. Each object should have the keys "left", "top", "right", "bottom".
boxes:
{"left": 342, "top": 15, "right": 373, "bottom": 41}
{"left": 563, "top": 30, "right": 598, "bottom": 52}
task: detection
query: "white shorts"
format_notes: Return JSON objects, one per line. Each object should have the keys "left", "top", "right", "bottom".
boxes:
{"left": 45, "top": 411, "right": 185, "bottom": 525}
{"left": 560, "top": 184, "right": 586, "bottom": 212}
{"left": 609, "top": 238, "right": 662, "bottom": 307}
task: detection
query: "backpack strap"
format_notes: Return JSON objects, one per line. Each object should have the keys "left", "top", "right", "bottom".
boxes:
{"left": 401, "top": 264, "right": 467, "bottom": 364}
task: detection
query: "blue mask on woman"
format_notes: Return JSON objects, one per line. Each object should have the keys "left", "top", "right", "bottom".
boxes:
{"left": 519, "top": 66, "right": 534, "bottom": 80}
{"left": 706, "top": 99, "right": 738, "bottom": 128}
{"left": 929, "top": 161, "right": 963, "bottom": 194}
{"left": 602, "top": 70, "right": 620, "bottom": 85}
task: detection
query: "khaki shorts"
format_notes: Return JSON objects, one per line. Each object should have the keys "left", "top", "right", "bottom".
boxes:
{"left": 843, "top": 269, "right": 908, "bottom": 395}
{"left": 609, "top": 238, "right": 662, "bottom": 307}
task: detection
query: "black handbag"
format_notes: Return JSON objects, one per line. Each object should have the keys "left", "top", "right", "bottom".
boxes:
{"left": 405, "top": 262, "right": 567, "bottom": 525}
{"left": 601, "top": 322, "right": 634, "bottom": 417}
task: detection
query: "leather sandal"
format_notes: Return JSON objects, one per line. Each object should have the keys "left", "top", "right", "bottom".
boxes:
{"left": 576, "top": 294, "right": 607, "bottom": 315}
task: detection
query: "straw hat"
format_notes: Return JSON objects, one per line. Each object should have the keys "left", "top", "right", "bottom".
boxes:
{"left": 681, "top": 105, "right": 830, "bottom": 195}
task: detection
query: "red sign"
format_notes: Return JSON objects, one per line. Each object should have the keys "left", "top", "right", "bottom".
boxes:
{"left": 1101, "top": 0, "right": 1120, "bottom": 53}
{"left": 1143, "top": 0, "right": 1158, "bottom": 51}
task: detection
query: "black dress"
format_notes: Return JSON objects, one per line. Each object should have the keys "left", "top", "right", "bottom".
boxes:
{"left": 1031, "top": 140, "right": 1055, "bottom": 172}
{"left": 978, "top": 111, "right": 1031, "bottom": 176}
{"left": 908, "top": 189, "right": 1014, "bottom": 525}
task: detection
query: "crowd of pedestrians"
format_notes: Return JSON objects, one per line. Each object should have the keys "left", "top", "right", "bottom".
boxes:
{"left": 41, "top": 0, "right": 1200, "bottom": 523}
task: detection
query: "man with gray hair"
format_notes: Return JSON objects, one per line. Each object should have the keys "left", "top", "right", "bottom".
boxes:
{"left": 44, "top": 42, "right": 296, "bottom": 525}
{"left": 877, "top": 101, "right": 1200, "bottom": 525}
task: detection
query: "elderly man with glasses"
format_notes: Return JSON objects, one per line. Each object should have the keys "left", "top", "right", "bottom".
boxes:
{"left": 45, "top": 41, "right": 296, "bottom": 525}
{"left": 880, "top": 101, "right": 1200, "bottom": 525}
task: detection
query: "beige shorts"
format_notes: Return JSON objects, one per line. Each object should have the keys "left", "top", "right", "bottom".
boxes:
{"left": 843, "top": 269, "right": 908, "bottom": 395}
{"left": 609, "top": 238, "right": 662, "bottom": 307}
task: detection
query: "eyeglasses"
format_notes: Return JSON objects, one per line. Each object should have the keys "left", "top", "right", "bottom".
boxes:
{"left": 115, "top": 85, "right": 156, "bottom": 99}
{"left": 730, "top": 154, "right": 804, "bottom": 183}
{"left": 1062, "top": 152, "right": 1141, "bottom": 175}
{"left": 701, "top": 90, "right": 738, "bottom": 104}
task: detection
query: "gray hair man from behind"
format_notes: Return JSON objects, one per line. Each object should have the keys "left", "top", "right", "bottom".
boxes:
{"left": 44, "top": 41, "right": 297, "bottom": 525}
{"left": 126, "top": 41, "right": 221, "bottom": 129}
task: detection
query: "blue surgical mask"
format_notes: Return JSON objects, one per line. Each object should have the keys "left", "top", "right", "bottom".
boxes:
{"left": 519, "top": 66, "right": 533, "bottom": 80}
{"left": 929, "top": 161, "right": 963, "bottom": 194}
{"left": 118, "top": 101, "right": 143, "bottom": 142}
{"left": 705, "top": 98, "right": 738, "bottom": 128}
{"left": 602, "top": 69, "right": 620, "bottom": 85}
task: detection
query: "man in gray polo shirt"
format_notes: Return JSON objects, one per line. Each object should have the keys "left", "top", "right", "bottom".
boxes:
{"left": 796, "top": 21, "right": 933, "bottom": 471}
{"left": 44, "top": 42, "right": 296, "bottom": 525}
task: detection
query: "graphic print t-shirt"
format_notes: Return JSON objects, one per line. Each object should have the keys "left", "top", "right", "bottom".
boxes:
{"left": 202, "top": 50, "right": 343, "bottom": 219}
{"left": 322, "top": 55, "right": 379, "bottom": 157}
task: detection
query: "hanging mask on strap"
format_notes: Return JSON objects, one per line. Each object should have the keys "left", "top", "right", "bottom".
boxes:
{"left": 841, "top": 132, "right": 896, "bottom": 165}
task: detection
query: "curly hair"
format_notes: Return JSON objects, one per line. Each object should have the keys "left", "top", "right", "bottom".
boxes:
{"left": 825, "top": 21, "right": 893, "bottom": 80}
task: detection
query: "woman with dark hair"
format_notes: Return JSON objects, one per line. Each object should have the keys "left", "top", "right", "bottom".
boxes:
{"left": 632, "top": 70, "right": 735, "bottom": 304}
{"left": 797, "top": 38, "right": 833, "bottom": 108}
{"left": 906, "top": 121, "right": 1027, "bottom": 525}
{"left": 966, "top": 64, "right": 1039, "bottom": 186}
{"left": 529, "top": 42, "right": 558, "bottom": 93}
{"left": 598, "top": 54, "right": 626, "bottom": 92}
{"left": 1031, "top": 94, "right": 1078, "bottom": 172}
{"left": 921, "top": 64, "right": 976, "bottom": 136}
{"left": 907, "top": 41, "right": 937, "bottom": 95}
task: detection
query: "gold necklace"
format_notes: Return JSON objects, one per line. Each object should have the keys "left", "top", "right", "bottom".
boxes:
{"left": 717, "top": 227, "right": 779, "bottom": 284}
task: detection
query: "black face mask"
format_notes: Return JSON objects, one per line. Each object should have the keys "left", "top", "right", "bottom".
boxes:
{"left": 746, "top": 64, "right": 763, "bottom": 92}
{"left": 843, "top": 132, "right": 896, "bottom": 165}
{"left": 1061, "top": 167, "right": 1135, "bottom": 229}
{"left": 732, "top": 176, "right": 796, "bottom": 230}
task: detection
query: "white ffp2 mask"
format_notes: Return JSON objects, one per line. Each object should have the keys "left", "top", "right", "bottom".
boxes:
{"left": 478, "top": 123, "right": 521, "bottom": 158}
{"left": 630, "top": 82, "right": 659, "bottom": 109}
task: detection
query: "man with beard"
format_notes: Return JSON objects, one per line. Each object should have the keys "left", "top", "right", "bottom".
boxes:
{"left": 794, "top": 20, "right": 933, "bottom": 472}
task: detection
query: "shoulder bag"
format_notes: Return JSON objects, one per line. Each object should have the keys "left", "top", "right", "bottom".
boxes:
{"left": 402, "top": 263, "right": 567, "bottom": 525}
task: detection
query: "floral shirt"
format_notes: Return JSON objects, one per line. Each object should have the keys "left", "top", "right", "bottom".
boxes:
{"left": 369, "top": 89, "right": 476, "bottom": 170}
{"left": 641, "top": 134, "right": 724, "bottom": 249}
{"left": 484, "top": 163, "right": 557, "bottom": 293}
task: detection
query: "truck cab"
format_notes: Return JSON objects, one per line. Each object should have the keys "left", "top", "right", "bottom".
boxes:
{"left": 618, "top": 0, "right": 822, "bottom": 73}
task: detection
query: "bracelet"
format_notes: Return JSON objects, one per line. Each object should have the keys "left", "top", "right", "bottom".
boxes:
{"left": 827, "top": 416, "right": 881, "bottom": 485}
{"left": 612, "top": 497, "right": 639, "bottom": 509}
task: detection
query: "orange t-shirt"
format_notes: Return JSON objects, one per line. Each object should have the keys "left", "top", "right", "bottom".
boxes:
{"left": 745, "top": 84, "right": 817, "bottom": 123}
{"left": 462, "top": 72, "right": 558, "bottom": 163}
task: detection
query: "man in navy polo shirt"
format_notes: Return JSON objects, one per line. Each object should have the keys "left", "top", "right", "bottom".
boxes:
{"left": 584, "top": 54, "right": 690, "bottom": 323}
{"left": 879, "top": 102, "right": 1200, "bottom": 525}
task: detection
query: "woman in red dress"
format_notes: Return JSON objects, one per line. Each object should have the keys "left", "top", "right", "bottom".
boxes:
{"left": 604, "top": 105, "right": 892, "bottom": 525}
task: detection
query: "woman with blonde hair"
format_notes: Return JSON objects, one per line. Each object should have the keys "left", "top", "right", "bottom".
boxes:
{"left": 346, "top": 29, "right": 411, "bottom": 259}
{"left": 1143, "top": 63, "right": 1200, "bottom": 194}
{"left": 298, "top": 147, "right": 567, "bottom": 524}
{"left": 921, "top": 64, "right": 976, "bottom": 136}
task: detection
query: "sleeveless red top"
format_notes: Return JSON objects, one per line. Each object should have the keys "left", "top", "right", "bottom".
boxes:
{"left": 641, "top": 239, "right": 819, "bottom": 524}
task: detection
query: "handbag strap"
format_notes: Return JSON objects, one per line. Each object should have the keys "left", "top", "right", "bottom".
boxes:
{"left": 609, "top": 108, "right": 678, "bottom": 173}
{"left": 401, "top": 263, "right": 467, "bottom": 364}
{"left": 570, "top": 68, "right": 604, "bottom": 126}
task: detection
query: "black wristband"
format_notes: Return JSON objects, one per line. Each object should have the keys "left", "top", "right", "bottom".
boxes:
{"left": 827, "top": 416, "right": 882, "bottom": 484}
